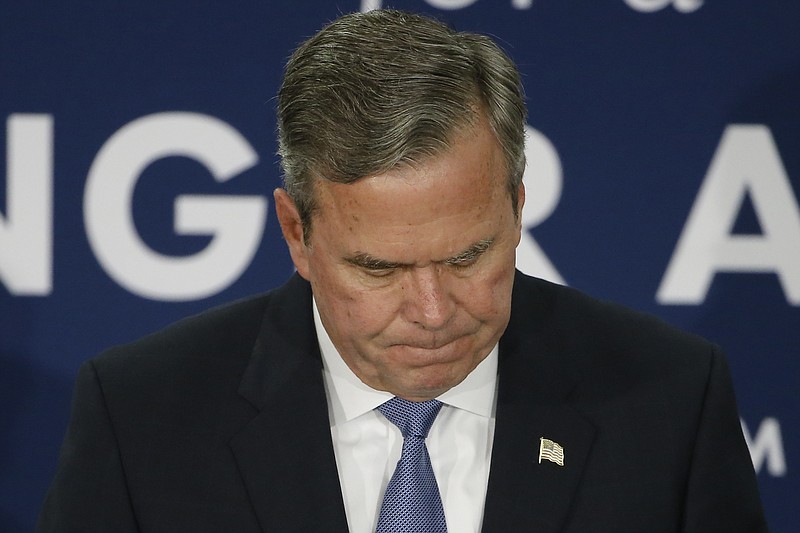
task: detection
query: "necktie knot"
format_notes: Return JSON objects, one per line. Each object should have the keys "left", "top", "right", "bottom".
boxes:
{"left": 377, "top": 397, "right": 443, "bottom": 439}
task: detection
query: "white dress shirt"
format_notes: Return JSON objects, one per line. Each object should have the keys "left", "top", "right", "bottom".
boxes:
{"left": 314, "top": 301, "right": 498, "bottom": 533}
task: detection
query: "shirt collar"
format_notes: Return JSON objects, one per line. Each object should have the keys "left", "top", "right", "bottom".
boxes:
{"left": 314, "top": 298, "right": 498, "bottom": 425}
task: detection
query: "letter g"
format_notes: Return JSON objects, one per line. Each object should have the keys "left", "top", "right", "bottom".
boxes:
{"left": 84, "top": 112, "right": 266, "bottom": 301}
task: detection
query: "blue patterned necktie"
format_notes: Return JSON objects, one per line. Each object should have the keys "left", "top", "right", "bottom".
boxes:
{"left": 376, "top": 397, "right": 447, "bottom": 533}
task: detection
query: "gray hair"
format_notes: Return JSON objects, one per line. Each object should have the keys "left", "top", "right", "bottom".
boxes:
{"left": 277, "top": 9, "right": 527, "bottom": 239}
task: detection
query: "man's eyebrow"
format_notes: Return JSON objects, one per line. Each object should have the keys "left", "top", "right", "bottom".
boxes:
{"left": 443, "top": 238, "right": 494, "bottom": 264}
{"left": 345, "top": 238, "right": 494, "bottom": 270}
{"left": 345, "top": 253, "right": 404, "bottom": 270}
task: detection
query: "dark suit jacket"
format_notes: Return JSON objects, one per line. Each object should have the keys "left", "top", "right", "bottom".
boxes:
{"left": 38, "top": 272, "right": 767, "bottom": 532}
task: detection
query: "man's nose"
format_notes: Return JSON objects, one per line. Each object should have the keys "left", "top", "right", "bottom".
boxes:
{"left": 404, "top": 267, "right": 456, "bottom": 330}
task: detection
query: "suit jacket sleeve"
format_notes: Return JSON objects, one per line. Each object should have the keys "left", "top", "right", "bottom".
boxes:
{"left": 37, "top": 360, "right": 139, "bottom": 533}
{"left": 682, "top": 347, "right": 767, "bottom": 532}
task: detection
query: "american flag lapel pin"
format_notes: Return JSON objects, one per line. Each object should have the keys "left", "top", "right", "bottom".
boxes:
{"left": 539, "top": 437, "right": 565, "bottom": 466}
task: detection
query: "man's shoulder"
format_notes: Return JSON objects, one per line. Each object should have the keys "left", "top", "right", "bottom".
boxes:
{"left": 510, "top": 271, "right": 716, "bottom": 369}
{"left": 99, "top": 292, "right": 269, "bottom": 366}
{"left": 89, "top": 275, "right": 312, "bottom": 391}
{"left": 508, "top": 272, "right": 724, "bottom": 421}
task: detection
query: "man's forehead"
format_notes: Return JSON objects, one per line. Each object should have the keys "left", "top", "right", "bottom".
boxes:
{"left": 305, "top": 121, "right": 513, "bottom": 253}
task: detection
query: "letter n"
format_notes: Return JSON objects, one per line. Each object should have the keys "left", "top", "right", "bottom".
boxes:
{"left": 0, "top": 114, "right": 53, "bottom": 295}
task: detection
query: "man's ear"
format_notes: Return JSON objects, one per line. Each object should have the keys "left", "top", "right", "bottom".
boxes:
{"left": 515, "top": 182, "right": 526, "bottom": 240}
{"left": 273, "top": 188, "right": 311, "bottom": 279}
{"left": 516, "top": 182, "right": 526, "bottom": 221}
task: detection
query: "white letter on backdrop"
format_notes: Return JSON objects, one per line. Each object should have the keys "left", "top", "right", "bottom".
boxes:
{"left": 0, "top": 114, "right": 53, "bottom": 295}
{"left": 84, "top": 112, "right": 266, "bottom": 301}
{"left": 741, "top": 418, "right": 787, "bottom": 476}
{"left": 658, "top": 125, "right": 800, "bottom": 305}
{"left": 516, "top": 126, "right": 565, "bottom": 285}
{"left": 360, "top": 0, "right": 382, "bottom": 11}
{"left": 424, "top": 0, "right": 480, "bottom": 9}
{"left": 625, "top": 0, "right": 703, "bottom": 13}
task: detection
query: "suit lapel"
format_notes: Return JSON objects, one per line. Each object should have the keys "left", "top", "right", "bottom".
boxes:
{"left": 230, "top": 275, "right": 349, "bottom": 532}
{"left": 482, "top": 272, "right": 596, "bottom": 532}
{"left": 483, "top": 400, "right": 595, "bottom": 532}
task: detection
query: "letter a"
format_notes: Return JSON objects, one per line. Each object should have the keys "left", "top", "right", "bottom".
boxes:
{"left": 658, "top": 125, "right": 800, "bottom": 305}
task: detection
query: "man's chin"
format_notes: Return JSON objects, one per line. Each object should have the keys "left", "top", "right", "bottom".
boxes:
{"left": 386, "top": 364, "right": 472, "bottom": 401}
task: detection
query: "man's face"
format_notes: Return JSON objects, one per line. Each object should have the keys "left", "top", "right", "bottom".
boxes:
{"left": 275, "top": 123, "right": 523, "bottom": 401}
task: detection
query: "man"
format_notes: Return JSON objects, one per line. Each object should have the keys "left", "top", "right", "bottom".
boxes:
{"left": 39, "top": 9, "right": 766, "bottom": 532}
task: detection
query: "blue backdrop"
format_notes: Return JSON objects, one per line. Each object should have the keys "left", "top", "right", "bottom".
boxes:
{"left": 1, "top": 1, "right": 797, "bottom": 531}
